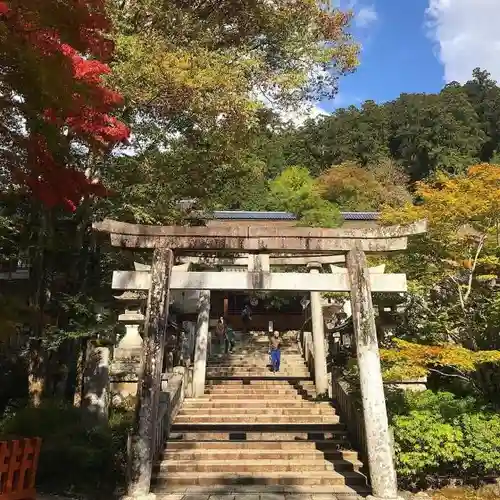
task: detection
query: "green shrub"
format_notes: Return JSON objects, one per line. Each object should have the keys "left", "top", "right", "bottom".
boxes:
{"left": 459, "top": 413, "right": 500, "bottom": 476}
{"left": 0, "top": 402, "right": 132, "bottom": 498}
{"left": 387, "top": 390, "right": 500, "bottom": 488}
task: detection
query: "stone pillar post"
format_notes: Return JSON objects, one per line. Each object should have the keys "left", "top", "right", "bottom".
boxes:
{"left": 82, "top": 344, "right": 110, "bottom": 422}
{"left": 307, "top": 262, "right": 329, "bottom": 397}
{"left": 248, "top": 254, "right": 270, "bottom": 272}
{"left": 127, "top": 248, "right": 173, "bottom": 500}
{"left": 346, "top": 246, "right": 401, "bottom": 500}
{"left": 193, "top": 290, "right": 211, "bottom": 398}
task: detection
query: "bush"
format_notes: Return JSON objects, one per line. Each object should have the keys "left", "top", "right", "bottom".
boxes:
{"left": 0, "top": 402, "right": 132, "bottom": 498}
{"left": 387, "top": 390, "right": 500, "bottom": 488}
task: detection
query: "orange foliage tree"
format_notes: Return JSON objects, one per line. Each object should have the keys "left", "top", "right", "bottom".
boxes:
{"left": 317, "top": 159, "right": 411, "bottom": 211}
{"left": 380, "top": 339, "right": 500, "bottom": 386}
{"left": 381, "top": 164, "right": 500, "bottom": 351}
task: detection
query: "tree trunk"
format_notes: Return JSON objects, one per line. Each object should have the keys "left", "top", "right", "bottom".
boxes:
{"left": 27, "top": 206, "right": 51, "bottom": 406}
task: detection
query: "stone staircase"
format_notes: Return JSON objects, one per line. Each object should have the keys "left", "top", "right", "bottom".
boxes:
{"left": 153, "top": 331, "right": 369, "bottom": 498}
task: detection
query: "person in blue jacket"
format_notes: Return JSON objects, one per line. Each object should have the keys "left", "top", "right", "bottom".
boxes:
{"left": 269, "top": 330, "right": 281, "bottom": 372}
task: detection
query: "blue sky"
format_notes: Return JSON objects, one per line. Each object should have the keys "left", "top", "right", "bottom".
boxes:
{"left": 318, "top": 0, "right": 500, "bottom": 113}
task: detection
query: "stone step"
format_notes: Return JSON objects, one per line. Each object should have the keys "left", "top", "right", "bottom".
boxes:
{"left": 206, "top": 365, "right": 308, "bottom": 370}
{"left": 227, "top": 349, "right": 301, "bottom": 354}
{"left": 201, "top": 386, "right": 316, "bottom": 393}
{"left": 205, "top": 375, "right": 311, "bottom": 380}
{"left": 159, "top": 459, "right": 339, "bottom": 473}
{"left": 174, "top": 415, "right": 340, "bottom": 424}
{"left": 202, "top": 393, "right": 318, "bottom": 400}
{"left": 154, "top": 470, "right": 366, "bottom": 487}
{"left": 206, "top": 369, "right": 310, "bottom": 375}
{"left": 212, "top": 350, "right": 302, "bottom": 355}
{"left": 204, "top": 379, "right": 315, "bottom": 386}
{"left": 183, "top": 399, "right": 331, "bottom": 409}
{"left": 206, "top": 375, "right": 312, "bottom": 381}
{"left": 204, "top": 383, "right": 315, "bottom": 390}
{"left": 203, "top": 390, "right": 317, "bottom": 398}
{"left": 162, "top": 448, "right": 324, "bottom": 460}
{"left": 209, "top": 358, "right": 303, "bottom": 362}
{"left": 153, "top": 484, "right": 369, "bottom": 496}
{"left": 209, "top": 354, "right": 305, "bottom": 358}
{"left": 169, "top": 430, "right": 349, "bottom": 442}
{"left": 164, "top": 440, "right": 356, "bottom": 453}
{"left": 162, "top": 448, "right": 361, "bottom": 465}
{"left": 179, "top": 407, "right": 334, "bottom": 416}
{"left": 205, "top": 377, "right": 313, "bottom": 382}
{"left": 195, "top": 383, "right": 317, "bottom": 390}
{"left": 204, "top": 387, "right": 310, "bottom": 393}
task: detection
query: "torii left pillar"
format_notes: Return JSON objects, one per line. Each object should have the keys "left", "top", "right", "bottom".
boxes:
{"left": 126, "top": 247, "right": 173, "bottom": 500}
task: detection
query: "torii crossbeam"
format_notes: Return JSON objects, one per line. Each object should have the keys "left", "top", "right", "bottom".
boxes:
{"left": 93, "top": 219, "right": 426, "bottom": 253}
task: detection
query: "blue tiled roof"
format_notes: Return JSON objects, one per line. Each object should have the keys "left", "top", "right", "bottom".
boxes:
{"left": 342, "top": 211, "right": 379, "bottom": 220}
{"left": 212, "top": 211, "right": 297, "bottom": 220}
{"left": 210, "top": 210, "right": 379, "bottom": 221}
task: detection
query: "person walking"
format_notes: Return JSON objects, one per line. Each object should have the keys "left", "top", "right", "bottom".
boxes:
{"left": 269, "top": 330, "right": 281, "bottom": 373}
{"left": 215, "top": 316, "right": 227, "bottom": 354}
{"left": 225, "top": 323, "right": 236, "bottom": 353}
{"left": 241, "top": 304, "right": 252, "bottom": 333}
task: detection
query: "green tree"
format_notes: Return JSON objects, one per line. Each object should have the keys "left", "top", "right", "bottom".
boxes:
{"left": 388, "top": 88, "right": 485, "bottom": 180}
{"left": 463, "top": 68, "right": 500, "bottom": 162}
{"left": 267, "top": 166, "right": 341, "bottom": 227}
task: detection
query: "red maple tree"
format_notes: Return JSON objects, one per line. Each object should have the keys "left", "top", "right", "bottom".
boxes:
{"left": 0, "top": 0, "right": 129, "bottom": 211}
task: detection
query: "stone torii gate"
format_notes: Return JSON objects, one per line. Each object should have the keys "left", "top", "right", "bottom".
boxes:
{"left": 93, "top": 219, "right": 426, "bottom": 500}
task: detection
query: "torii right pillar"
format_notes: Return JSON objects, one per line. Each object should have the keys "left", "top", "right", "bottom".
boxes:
{"left": 346, "top": 244, "right": 401, "bottom": 500}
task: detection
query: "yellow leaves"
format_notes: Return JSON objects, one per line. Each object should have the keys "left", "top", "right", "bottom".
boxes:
{"left": 381, "top": 164, "right": 500, "bottom": 273}
{"left": 383, "top": 164, "right": 500, "bottom": 229}
{"left": 380, "top": 339, "right": 500, "bottom": 380}
{"left": 109, "top": 0, "right": 360, "bottom": 123}
{"left": 112, "top": 34, "right": 256, "bottom": 123}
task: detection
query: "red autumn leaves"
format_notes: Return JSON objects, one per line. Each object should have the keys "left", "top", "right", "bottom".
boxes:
{"left": 0, "top": 0, "right": 129, "bottom": 210}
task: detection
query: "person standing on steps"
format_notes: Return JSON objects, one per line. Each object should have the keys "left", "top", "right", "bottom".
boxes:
{"left": 241, "top": 304, "right": 252, "bottom": 333}
{"left": 269, "top": 330, "right": 281, "bottom": 373}
{"left": 225, "top": 322, "right": 236, "bottom": 353}
{"left": 215, "top": 316, "right": 227, "bottom": 354}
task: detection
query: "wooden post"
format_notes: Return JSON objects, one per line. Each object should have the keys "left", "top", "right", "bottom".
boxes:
{"left": 82, "top": 344, "right": 110, "bottom": 422}
{"left": 346, "top": 246, "right": 401, "bottom": 500}
{"left": 127, "top": 247, "right": 173, "bottom": 499}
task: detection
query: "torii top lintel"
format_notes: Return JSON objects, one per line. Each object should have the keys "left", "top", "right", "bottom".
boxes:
{"left": 92, "top": 219, "right": 427, "bottom": 253}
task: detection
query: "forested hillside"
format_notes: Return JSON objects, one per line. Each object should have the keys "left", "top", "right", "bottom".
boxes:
{"left": 228, "top": 68, "right": 500, "bottom": 212}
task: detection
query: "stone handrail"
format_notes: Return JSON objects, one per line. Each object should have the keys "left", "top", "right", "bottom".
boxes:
{"left": 297, "top": 330, "right": 369, "bottom": 472}
{"left": 329, "top": 376, "right": 368, "bottom": 468}
{"left": 154, "top": 366, "right": 190, "bottom": 460}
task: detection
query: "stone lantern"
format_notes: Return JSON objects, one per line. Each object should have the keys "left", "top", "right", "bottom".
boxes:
{"left": 110, "top": 291, "right": 147, "bottom": 402}
{"left": 114, "top": 291, "right": 146, "bottom": 353}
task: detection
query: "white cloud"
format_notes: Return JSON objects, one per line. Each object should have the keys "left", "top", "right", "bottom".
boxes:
{"left": 336, "top": 1, "right": 378, "bottom": 29}
{"left": 426, "top": 0, "right": 500, "bottom": 83}
{"left": 355, "top": 5, "right": 378, "bottom": 28}
{"left": 250, "top": 63, "right": 332, "bottom": 127}
{"left": 279, "top": 103, "right": 329, "bottom": 127}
